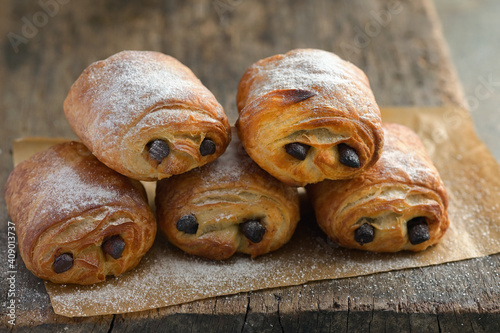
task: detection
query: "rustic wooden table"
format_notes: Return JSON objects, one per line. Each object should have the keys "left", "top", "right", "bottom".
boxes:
{"left": 1, "top": 0, "right": 499, "bottom": 332}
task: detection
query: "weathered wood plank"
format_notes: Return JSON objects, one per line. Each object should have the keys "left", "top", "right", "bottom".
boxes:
{"left": 1, "top": 0, "right": 498, "bottom": 332}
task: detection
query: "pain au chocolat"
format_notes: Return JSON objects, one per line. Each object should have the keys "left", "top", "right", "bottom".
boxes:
{"left": 307, "top": 124, "right": 449, "bottom": 252}
{"left": 156, "top": 129, "right": 300, "bottom": 260}
{"left": 4, "top": 142, "right": 156, "bottom": 284}
{"left": 236, "top": 48, "right": 384, "bottom": 186}
{"left": 64, "top": 50, "right": 231, "bottom": 181}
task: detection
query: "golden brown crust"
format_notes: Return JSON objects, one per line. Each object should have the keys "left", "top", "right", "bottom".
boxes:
{"left": 307, "top": 123, "right": 449, "bottom": 252}
{"left": 155, "top": 129, "right": 300, "bottom": 260}
{"left": 236, "top": 49, "right": 384, "bottom": 186}
{"left": 4, "top": 142, "right": 156, "bottom": 284}
{"left": 64, "top": 50, "right": 231, "bottom": 181}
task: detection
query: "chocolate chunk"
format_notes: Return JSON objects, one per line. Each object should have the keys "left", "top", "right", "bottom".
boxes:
{"left": 200, "top": 138, "right": 216, "bottom": 156}
{"left": 240, "top": 219, "right": 266, "bottom": 243}
{"left": 102, "top": 235, "right": 126, "bottom": 259}
{"left": 53, "top": 253, "right": 73, "bottom": 274}
{"left": 285, "top": 142, "right": 310, "bottom": 160}
{"left": 354, "top": 223, "right": 375, "bottom": 245}
{"left": 176, "top": 215, "right": 198, "bottom": 234}
{"left": 338, "top": 143, "right": 361, "bottom": 168}
{"left": 407, "top": 217, "right": 430, "bottom": 245}
{"left": 148, "top": 139, "right": 170, "bottom": 162}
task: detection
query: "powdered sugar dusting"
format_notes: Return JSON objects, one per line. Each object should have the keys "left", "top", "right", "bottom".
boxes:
{"left": 34, "top": 161, "right": 118, "bottom": 218}
{"left": 242, "top": 49, "right": 377, "bottom": 118}
{"left": 212, "top": 212, "right": 234, "bottom": 222}
{"left": 380, "top": 142, "right": 433, "bottom": 183}
{"left": 199, "top": 131, "right": 256, "bottom": 184}
{"left": 40, "top": 106, "right": 500, "bottom": 317}
{"left": 124, "top": 108, "right": 218, "bottom": 140}
{"left": 46, "top": 219, "right": 469, "bottom": 317}
{"left": 378, "top": 124, "right": 443, "bottom": 189}
{"left": 80, "top": 51, "right": 216, "bottom": 150}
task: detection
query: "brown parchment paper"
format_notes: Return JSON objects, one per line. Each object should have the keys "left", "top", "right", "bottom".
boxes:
{"left": 11, "top": 107, "right": 500, "bottom": 317}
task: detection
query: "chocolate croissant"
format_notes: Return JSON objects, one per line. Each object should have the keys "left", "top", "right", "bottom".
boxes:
{"left": 64, "top": 50, "right": 231, "bottom": 181}
{"left": 4, "top": 142, "right": 156, "bottom": 284}
{"left": 156, "top": 129, "right": 300, "bottom": 260}
{"left": 307, "top": 124, "right": 449, "bottom": 252}
{"left": 236, "top": 48, "right": 384, "bottom": 186}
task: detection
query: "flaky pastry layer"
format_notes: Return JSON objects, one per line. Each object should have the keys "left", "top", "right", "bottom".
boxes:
{"left": 4, "top": 142, "right": 156, "bottom": 284}
{"left": 236, "top": 49, "right": 384, "bottom": 186}
{"left": 307, "top": 123, "right": 449, "bottom": 252}
{"left": 156, "top": 130, "right": 300, "bottom": 260}
{"left": 64, "top": 50, "right": 231, "bottom": 181}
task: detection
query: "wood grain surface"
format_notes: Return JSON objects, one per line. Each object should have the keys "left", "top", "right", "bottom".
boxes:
{"left": 0, "top": 0, "right": 498, "bottom": 332}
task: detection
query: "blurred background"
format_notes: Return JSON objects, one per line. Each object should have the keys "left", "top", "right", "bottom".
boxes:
{"left": 1, "top": 0, "right": 498, "bottom": 161}
{"left": 0, "top": 1, "right": 499, "bottom": 329}
{"left": 436, "top": 0, "right": 500, "bottom": 161}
